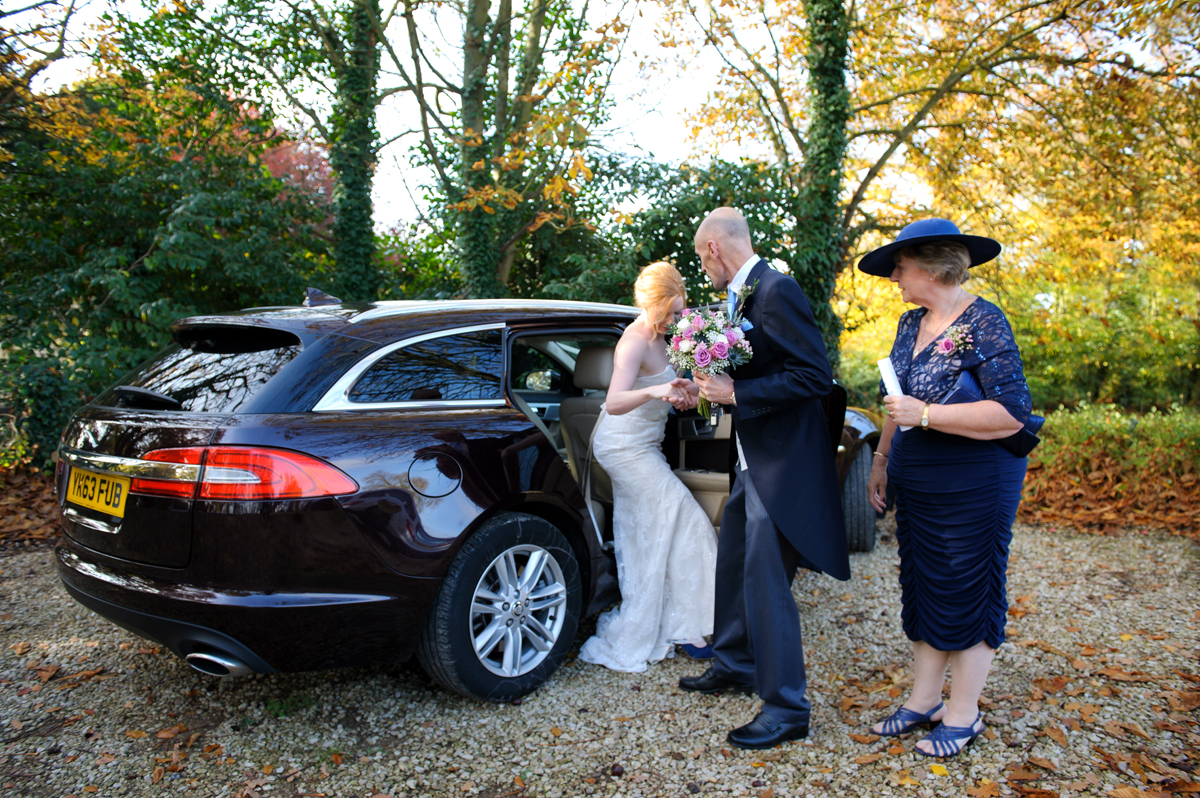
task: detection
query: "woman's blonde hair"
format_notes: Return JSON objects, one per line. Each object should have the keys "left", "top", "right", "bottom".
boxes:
{"left": 895, "top": 241, "right": 971, "bottom": 285}
{"left": 634, "top": 261, "right": 687, "bottom": 331}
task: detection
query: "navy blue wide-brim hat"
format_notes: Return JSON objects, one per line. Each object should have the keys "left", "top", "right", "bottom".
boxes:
{"left": 856, "top": 218, "right": 1002, "bottom": 277}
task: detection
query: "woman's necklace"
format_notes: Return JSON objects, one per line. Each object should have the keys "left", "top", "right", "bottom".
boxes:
{"left": 914, "top": 290, "right": 968, "bottom": 353}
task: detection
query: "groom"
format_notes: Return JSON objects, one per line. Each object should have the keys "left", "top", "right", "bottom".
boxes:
{"left": 687, "top": 207, "right": 851, "bottom": 749}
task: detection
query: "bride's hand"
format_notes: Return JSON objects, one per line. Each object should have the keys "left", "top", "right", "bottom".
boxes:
{"left": 669, "top": 378, "right": 699, "bottom": 409}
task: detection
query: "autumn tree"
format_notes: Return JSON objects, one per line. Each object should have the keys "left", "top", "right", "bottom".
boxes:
{"left": 657, "top": 0, "right": 1200, "bottom": 361}
{"left": 1, "top": 0, "right": 86, "bottom": 153}
{"left": 115, "top": 0, "right": 630, "bottom": 300}
{"left": 0, "top": 69, "right": 331, "bottom": 465}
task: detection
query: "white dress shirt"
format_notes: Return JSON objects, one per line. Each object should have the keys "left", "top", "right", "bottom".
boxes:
{"left": 728, "top": 254, "right": 759, "bottom": 471}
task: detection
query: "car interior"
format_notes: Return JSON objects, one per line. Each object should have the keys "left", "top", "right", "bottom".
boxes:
{"left": 509, "top": 333, "right": 731, "bottom": 547}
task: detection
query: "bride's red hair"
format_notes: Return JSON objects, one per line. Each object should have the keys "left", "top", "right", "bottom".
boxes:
{"left": 634, "top": 262, "right": 686, "bottom": 332}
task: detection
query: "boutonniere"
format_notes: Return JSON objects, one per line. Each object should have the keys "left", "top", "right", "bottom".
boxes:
{"left": 738, "top": 278, "right": 760, "bottom": 306}
{"left": 733, "top": 278, "right": 759, "bottom": 331}
{"left": 935, "top": 324, "right": 973, "bottom": 357}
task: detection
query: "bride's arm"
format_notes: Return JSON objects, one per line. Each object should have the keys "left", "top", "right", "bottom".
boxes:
{"left": 604, "top": 327, "right": 681, "bottom": 415}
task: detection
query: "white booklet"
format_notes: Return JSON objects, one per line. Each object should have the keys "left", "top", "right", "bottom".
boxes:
{"left": 877, "top": 357, "right": 912, "bottom": 431}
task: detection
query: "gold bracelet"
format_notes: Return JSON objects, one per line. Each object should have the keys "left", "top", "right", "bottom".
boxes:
{"left": 873, "top": 450, "right": 888, "bottom": 458}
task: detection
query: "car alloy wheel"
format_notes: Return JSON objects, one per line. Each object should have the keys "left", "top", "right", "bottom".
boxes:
{"left": 417, "top": 512, "right": 581, "bottom": 701}
{"left": 470, "top": 544, "right": 568, "bottom": 677}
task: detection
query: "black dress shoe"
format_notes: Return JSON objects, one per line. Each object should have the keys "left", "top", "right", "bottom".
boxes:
{"left": 727, "top": 712, "right": 810, "bottom": 750}
{"left": 678, "top": 667, "right": 754, "bottom": 695}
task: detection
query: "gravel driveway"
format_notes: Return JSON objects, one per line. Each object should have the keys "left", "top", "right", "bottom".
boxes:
{"left": 3, "top": 520, "right": 1198, "bottom": 798}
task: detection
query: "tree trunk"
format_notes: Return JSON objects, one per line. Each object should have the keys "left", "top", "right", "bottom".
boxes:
{"left": 330, "top": 0, "right": 381, "bottom": 300}
{"left": 458, "top": 0, "right": 502, "bottom": 297}
{"left": 795, "top": 0, "right": 849, "bottom": 363}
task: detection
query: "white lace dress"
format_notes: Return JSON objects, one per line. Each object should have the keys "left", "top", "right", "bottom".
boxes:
{"left": 578, "top": 365, "right": 718, "bottom": 673}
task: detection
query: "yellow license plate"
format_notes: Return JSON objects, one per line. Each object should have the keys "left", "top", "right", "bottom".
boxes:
{"left": 67, "top": 467, "right": 130, "bottom": 518}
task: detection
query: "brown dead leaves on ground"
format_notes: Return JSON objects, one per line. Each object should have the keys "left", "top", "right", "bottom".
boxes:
{"left": 1022, "top": 453, "right": 1200, "bottom": 538}
{"left": 0, "top": 468, "right": 59, "bottom": 548}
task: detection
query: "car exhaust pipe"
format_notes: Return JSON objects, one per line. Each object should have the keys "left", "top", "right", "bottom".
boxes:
{"left": 185, "top": 650, "right": 253, "bottom": 677}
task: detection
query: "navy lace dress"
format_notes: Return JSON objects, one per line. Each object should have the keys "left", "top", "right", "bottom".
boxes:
{"left": 883, "top": 298, "right": 1032, "bottom": 651}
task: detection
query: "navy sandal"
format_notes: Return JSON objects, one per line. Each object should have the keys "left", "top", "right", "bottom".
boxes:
{"left": 871, "top": 701, "right": 945, "bottom": 737}
{"left": 916, "top": 712, "right": 985, "bottom": 758}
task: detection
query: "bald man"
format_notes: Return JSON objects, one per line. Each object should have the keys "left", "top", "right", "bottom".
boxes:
{"left": 682, "top": 207, "right": 850, "bottom": 749}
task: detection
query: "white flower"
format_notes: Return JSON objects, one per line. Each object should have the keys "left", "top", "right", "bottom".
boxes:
{"left": 677, "top": 317, "right": 692, "bottom": 331}
{"left": 679, "top": 339, "right": 695, "bottom": 352}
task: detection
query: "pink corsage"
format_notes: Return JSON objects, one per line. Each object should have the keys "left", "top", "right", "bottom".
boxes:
{"left": 935, "top": 324, "right": 973, "bottom": 357}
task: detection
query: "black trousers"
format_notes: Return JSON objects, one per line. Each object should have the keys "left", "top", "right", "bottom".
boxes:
{"left": 711, "top": 467, "right": 810, "bottom": 724}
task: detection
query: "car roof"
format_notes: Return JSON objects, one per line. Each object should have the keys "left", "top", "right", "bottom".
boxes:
{"left": 173, "top": 299, "right": 639, "bottom": 344}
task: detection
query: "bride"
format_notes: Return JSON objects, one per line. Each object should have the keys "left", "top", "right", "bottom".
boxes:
{"left": 578, "top": 262, "right": 719, "bottom": 673}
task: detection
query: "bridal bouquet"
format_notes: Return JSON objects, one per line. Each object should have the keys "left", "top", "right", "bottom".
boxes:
{"left": 667, "top": 308, "right": 754, "bottom": 419}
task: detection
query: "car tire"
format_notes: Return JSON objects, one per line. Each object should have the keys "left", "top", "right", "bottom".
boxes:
{"left": 843, "top": 445, "right": 877, "bottom": 552}
{"left": 417, "top": 512, "right": 582, "bottom": 702}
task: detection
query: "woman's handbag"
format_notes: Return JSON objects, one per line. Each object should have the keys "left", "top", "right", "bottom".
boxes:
{"left": 941, "top": 370, "right": 1043, "bottom": 457}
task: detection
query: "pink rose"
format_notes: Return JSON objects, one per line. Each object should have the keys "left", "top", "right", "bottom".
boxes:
{"left": 691, "top": 316, "right": 706, "bottom": 332}
{"left": 937, "top": 337, "right": 956, "bottom": 354}
{"left": 725, "top": 329, "right": 739, "bottom": 344}
{"left": 711, "top": 340, "right": 729, "bottom": 359}
{"left": 694, "top": 345, "right": 712, "bottom": 368}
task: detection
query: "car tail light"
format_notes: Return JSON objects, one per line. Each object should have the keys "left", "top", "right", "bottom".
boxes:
{"left": 131, "top": 448, "right": 206, "bottom": 499}
{"left": 199, "top": 447, "right": 358, "bottom": 500}
{"left": 129, "top": 447, "right": 357, "bottom": 501}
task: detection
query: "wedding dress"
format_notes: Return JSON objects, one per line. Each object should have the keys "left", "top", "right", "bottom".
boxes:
{"left": 578, "top": 365, "right": 718, "bottom": 673}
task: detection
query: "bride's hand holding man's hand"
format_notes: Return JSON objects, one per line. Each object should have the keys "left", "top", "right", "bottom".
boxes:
{"left": 669, "top": 377, "right": 700, "bottom": 410}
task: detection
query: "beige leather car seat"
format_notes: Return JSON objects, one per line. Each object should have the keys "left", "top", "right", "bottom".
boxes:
{"left": 559, "top": 347, "right": 615, "bottom": 533}
{"left": 673, "top": 415, "right": 731, "bottom": 526}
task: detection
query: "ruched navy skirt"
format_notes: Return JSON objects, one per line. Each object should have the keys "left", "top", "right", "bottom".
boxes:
{"left": 888, "top": 427, "right": 1026, "bottom": 651}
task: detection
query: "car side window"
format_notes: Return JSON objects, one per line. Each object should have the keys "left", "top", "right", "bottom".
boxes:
{"left": 349, "top": 329, "right": 503, "bottom": 403}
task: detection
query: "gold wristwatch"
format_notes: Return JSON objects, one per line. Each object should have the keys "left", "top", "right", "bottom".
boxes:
{"left": 920, "top": 403, "right": 930, "bottom": 430}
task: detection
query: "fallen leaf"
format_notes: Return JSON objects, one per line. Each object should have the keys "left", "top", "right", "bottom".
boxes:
{"left": 125, "top": 730, "right": 146, "bottom": 739}
{"left": 83, "top": 788, "right": 99, "bottom": 793}
{"left": 848, "top": 733, "right": 880, "bottom": 744}
{"left": 967, "top": 781, "right": 1000, "bottom": 798}
{"left": 888, "top": 745, "right": 904, "bottom": 755}
{"left": 1107, "top": 787, "right": 1144, "bottom": 798}
{"left": 1104, "top": 721, "right": 1127, "bottom": 738}
{"left": 1007, "top": 767, "right": 1040, "bottom": 782}
{"left": 155, "top": 723, "right": 186, "bottom": 739}
{"left": 152, "top": 767, "right": 164, "bottom": 784}
{"left": 1161, "top": 782, "right": 1200, "bottom": 793}
{"left": 896, "top": 776, "right": 919, "bottom": 786}
{"left": 1029, "top": 756, "right": 1058, "bottom": 771}
{"left": 514, "top": 775, "right": 524, "bottom": 787}
{"left": 11, "top": 642, "right": 30, "bottom": 655}
{"left": 759, "top": 789, "right": 773, "bottom": 798}
{"left": 330, "top": 753, "right": 343, "bottom": 765}
{"left": 983, "top": 728, "right": 998, "bottom": 741}
{"left": 1012, "top": 787, "right": 1057, "bottom": 798}
{"left": 930, "top": 764, "right": 949, "bottom": 776}
{"left": 9, "top": 719, "right": 23, "bottom": 730}
{"left": 1168, "top": 691, "right": 1200, "bottom": 712}
{"left": 854, "top": 753, "right": 885, "bottom": 765}
{"left": 95, "top": 755, "right": 116, "bottom": 766}
{"left": 1044, "top": 725, "right": 1067, "bottom": 745}
{"left": 550, "top": 727, "right": 563, "bottom": 738}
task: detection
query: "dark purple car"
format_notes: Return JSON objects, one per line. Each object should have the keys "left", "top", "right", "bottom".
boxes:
{"left": 54, "top": 299, "right": 880, "bottom": 701}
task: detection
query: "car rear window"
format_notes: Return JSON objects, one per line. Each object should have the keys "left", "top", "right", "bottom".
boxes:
{"left": 94, "top": 330, "right": 302, "bottom": 414}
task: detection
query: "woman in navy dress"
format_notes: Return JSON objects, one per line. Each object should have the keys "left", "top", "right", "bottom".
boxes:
{"left": 858, "top": 219, "right": 1033, "bottom": 758}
